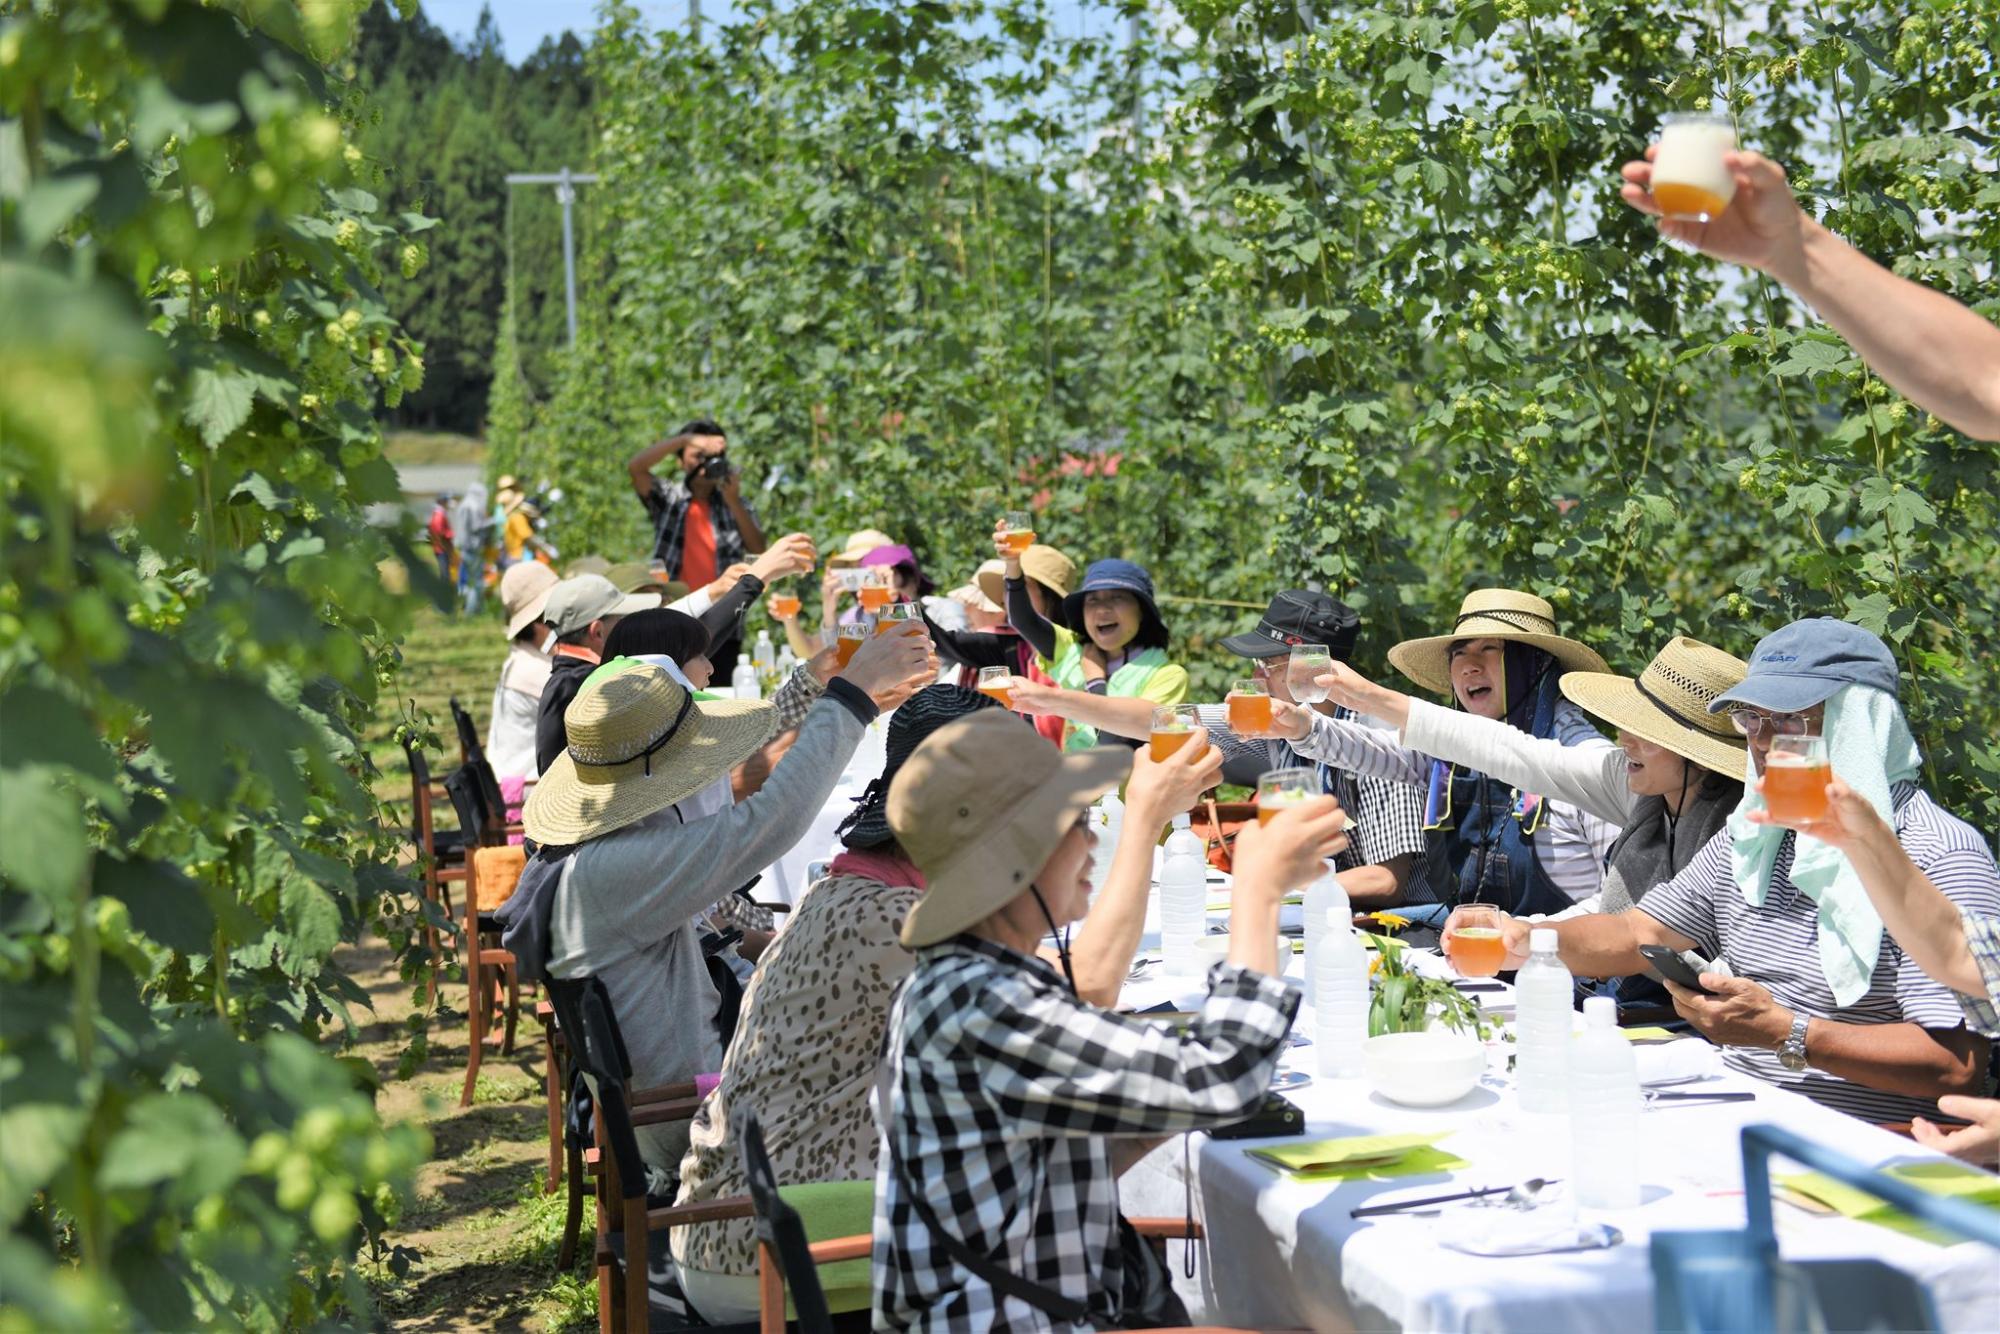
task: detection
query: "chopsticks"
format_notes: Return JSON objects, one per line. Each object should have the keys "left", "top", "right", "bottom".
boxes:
{"left": 1350, "top": 1183, "right": 1544, "bottom": 1218}
{"left": 1648, "top": 1090, "right": 1757, "bottom": 1104}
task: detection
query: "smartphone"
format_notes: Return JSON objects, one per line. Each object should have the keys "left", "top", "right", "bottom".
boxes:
{"left": 1639, "top": 943, "right": 1714, "bottom": 993}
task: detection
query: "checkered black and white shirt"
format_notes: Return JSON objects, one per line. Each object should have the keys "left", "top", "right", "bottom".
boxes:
{"left": 872, "top": 938, "right": 1298, "bottom": 1332}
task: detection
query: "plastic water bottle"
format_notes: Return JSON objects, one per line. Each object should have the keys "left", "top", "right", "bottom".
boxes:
{"left": 729, "top": 659, "right": 760, "bottom": 699}
{"left": 1089, "top": 792, "right": 1125, "bottom": 906}
{"left": 775, "top": 645, "right": 799, "bottom": 679}
{"left": 1159, "top": 815, "right": 1208, "bottom": 976}
{"left": 1301, "top": 871, "right": 1347, "bottom": 1005}
{"left": 1514, "top": 926, "right": 1574, "bottom": 1114}
{"left": 1569, "top": 996, "right": 1642, "bottom": 1209}
{"left": 1314, "top": 908, "right": 1369, "bottom": 1077}
{"left": 752, "top": 630, "right": 777, "bottom": 691}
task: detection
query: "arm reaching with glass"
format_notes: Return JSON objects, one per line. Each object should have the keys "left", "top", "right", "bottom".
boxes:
{"left": 1619, "top": 145, "right": 2000, "bottom": 442}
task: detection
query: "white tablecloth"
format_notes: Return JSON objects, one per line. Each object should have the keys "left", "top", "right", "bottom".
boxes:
{"left": 758, "top": 710, "right": 893, "bottom": 907}
{"left": 1113, "top": 936, "right": 2000, "bottom": 1333}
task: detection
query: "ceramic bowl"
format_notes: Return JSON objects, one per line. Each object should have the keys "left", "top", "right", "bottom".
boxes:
{"left": 1363, "top": 1029, "right": 1486, "bottom": 1107}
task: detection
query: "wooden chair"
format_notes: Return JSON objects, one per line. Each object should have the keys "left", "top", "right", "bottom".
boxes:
{"left": 452, "top": 830, "right": 527, "bottom": 1107}
{"left": 403, "top": 739, "right": 467, "bottom": 1002}
{"left": 450, "top": 694, "right": 481, "bottom": 765}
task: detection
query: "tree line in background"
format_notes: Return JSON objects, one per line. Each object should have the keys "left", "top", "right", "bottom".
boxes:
{"left": 351, "top": 0, "right": 592, "bottom": 434}
{"left": 493, "top": 0, "right": 2000, "bottom": 834}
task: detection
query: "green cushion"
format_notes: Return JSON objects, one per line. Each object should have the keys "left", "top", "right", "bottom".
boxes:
{"left": 776, "top": 1179, "right": 874, "bottom": 1315}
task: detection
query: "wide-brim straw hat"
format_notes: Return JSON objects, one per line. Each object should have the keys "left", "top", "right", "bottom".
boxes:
{"left": 1387, "top": 588, "right": 1607, "bottom": 697}
{"left": 829, "top": 529, "right": 896, "bottom": 569}
{"left": 523, "top": 661, "right": 774, "bottom": 845}
{"left": 893, "top": 712, "right": 1127, "bottom": 947}
{"left": 1561, "top": 637, "right": 1749, "bottom": 779}
{"left": 500, "top": 560, "right": 559, "bottom": 639}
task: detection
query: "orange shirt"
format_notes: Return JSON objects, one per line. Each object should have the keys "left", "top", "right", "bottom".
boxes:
{"left": 679, "top": 494, "right": 719, "bottom": 589}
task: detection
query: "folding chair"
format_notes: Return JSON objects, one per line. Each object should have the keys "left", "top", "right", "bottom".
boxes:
{"left": 403, "top": 738, "right": 467, "bottom": 1001}
{"left": 450, "top": 694, "right": 481, "bottom": 765}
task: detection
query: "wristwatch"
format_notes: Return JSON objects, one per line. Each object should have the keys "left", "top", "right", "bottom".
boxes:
{"left": 1776, "top": 1010, "right": 1810, "bottom": 1072}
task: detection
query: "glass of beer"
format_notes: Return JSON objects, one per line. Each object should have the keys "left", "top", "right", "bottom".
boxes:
{"left": 1255, "top": 768, "right": 1315, "bottom": 825}
{"left": 873, "top": 601, "right": 920, "bottom": 636}
{"left": 1650, "top": 112, "right": 1738, "bottom": 222}
{"left": 976, "top": 665, "right": 1015, "bottom": 709}
{"left": 857, "top": 567, "right": 894, "bottom": 612}
{"left": 770, "top": 589, "right": 803, "bottom": 620}
{"left": 1445, "top": 904, "right": 1505, "bottom": 978}
{"left": 834, "top": 621, "right": 870, "bottom": 669}
{"left": 1763, "top": 734, "right": 1832, "bottom": 825}
{"left": 1226, "top": 678, "right": 1273, "bottom": 737}
{"left": 1149, "top": 705, "right": 1199, "bottom": 763}
{"left": 1288, "top": 644, "right": 1332, "bottom": 704}
{"left": 999, "top": 509, "right": 1036, "bottom": 556}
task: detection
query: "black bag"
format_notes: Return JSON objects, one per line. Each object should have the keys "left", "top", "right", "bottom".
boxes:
{"left": 1207, "top": 1091, "right": 1306, "bottom": 1140}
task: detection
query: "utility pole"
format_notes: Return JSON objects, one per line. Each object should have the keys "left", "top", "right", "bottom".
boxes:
{"left": 1130, "top": 11, "right": 1144, "bottom": 139}
{"left": 503, "top": 168, "right": 599, "bottom": 348}
{"left": 689, "top": 0, "right": 700, "bottom": 39}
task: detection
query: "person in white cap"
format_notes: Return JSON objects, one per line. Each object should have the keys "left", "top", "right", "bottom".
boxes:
{"left": 533, "top": 574, "right": 660, "bottom": 776}
{"left": 486, "top": 560, "right": 559, "bottom": 779}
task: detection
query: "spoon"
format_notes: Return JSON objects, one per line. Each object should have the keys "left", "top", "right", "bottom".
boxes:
{"left": 1481, "top": 1177, "right": 1558, "bottom": 1211}
{"left": 1350, "top": 1178, "right": 1557, "bottom": 1219}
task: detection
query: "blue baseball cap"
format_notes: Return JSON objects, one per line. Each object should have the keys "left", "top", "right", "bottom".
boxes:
{"left": 1707, "top": 617, "right": 1899, "bottom": 714}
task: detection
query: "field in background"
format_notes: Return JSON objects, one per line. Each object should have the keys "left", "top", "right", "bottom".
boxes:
{"left": 385, "top": 430, "right": 488, "bottom": 468}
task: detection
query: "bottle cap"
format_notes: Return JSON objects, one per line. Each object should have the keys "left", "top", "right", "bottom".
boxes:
{"left": 1171, "top": 813, "right": 1191, "bottom": 830}
{"left": 1529, "top": 927, "right": 1558, "bottom": 953}
{"left": 1583, "top": 995, "right": 1617, "bottom": 1029}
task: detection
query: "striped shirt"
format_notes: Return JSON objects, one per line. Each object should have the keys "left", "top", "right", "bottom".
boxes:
{"left": 1640, "top": 783, "right": 2000, "bottom": 1124}
{"left": 1958, "top": 910, "right": 2000, "bottom": 1038}
{"left": 1291, "top": 700, "right": 1621, "bottom": 904}
{"left": 1195, "top": 704, "right": 1427, "bottom": 876}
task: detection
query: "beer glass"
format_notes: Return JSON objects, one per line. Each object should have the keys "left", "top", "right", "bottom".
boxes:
{"left": 1763, "top": 734, "right": 1831, "bottom": 825}
{"left": 857, "top": 567, "right": 894, "bottom": 612}
{"left": 975, "top": 665, "right": 1015, "bottom": 709}
{"left": 1445, "top": 904, "right": 1505, "bottom": 978}
{"left": 769, "top": 590, "right": 803, "bottom": 620}
{"left": 1226, "top": 678, "right": 1274, "bottom": 737}
{"left": 873, "top": 602, "right": 920, "bottom": 636}
{"left": 998, "top": 509, "right": 1036, "bottom": 556}
{"left": 1149, "top": 705, "right": 1200, "bottom": 763}
{"left": 1255, "top": 768, "right": 1315, "bottom": 825}
{"left": 834, "top": 621, "right": 870, "bottom": 669}
{"left": 1650, "top": 112, "right": 1738, "bottom": 222}
{"left": 1288, "top": 644, "right": 1333, "bottom": 704}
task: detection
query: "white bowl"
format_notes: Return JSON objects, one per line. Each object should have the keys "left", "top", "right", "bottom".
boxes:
{"left": 1363, "top": 1030, "right": 1486, "bottom": 1107}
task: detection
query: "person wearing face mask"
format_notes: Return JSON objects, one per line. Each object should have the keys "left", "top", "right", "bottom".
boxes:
{"left": 628, "top": 419, "right": 770, "bottom": 677}
{"left": 1275, "top": 589, "right": 1619, "bottom": 918}
{"left": 1002, "top": 553, "right": 1188, "bottom": 752}
{"left": 1454, "top": 619, "right": 2000, "bottom": 1125}
{"left": 873, "top": 711, "right": 1348, "bottom": 1332}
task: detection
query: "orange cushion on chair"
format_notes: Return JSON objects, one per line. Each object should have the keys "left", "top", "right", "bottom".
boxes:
{"left": 471, "top": 844, "right": 528, "bottom": 912}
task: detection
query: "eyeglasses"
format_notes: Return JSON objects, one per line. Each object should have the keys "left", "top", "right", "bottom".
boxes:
{"left": 1727, "top": 707, "right": 1813, "bottom": 739}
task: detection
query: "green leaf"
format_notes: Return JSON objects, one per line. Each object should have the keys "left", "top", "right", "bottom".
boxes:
{"left": 184, "top": 364, "right": 258, "bottom": 448}
{"left": 16, "top": 175, "right": 101, "bottom": 251}
{"left": 0, "top": 1103, "right": 86, "bottom": 1224}
{"left": 98, "top": 1094, "right": 244, "bottom": 1199}
{"left": 0, "top": 682, "right": 117, "bottom": 788}
{"left": 280, "top": 877, "right": 342, "bottom": 963}
{"left": 0, "top": 768, "right": 89, "bottom": 907}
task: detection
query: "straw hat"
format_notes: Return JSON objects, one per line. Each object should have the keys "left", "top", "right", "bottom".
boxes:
{"left": 500, "top": 560, "right": 560, "bottom": 639}
{"left": 893, "top": 712, "right": 1126, "bottom": 947}
{"left": 1560, "top": 638, "right": 1748, "bottom": 779}
{"left": 522, "top": 662, "right": 775, "bottom": 845}
{"left": 829, "top": 529, "right": 896, "bottom": 569}
{"left": 956, "top": 562, "right": 1006, "bottom": 616}
{"left": 1387, "top": 588, "right": 1607, "bottom": 697}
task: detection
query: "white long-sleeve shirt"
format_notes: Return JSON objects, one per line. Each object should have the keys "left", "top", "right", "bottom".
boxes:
{"left": 487, "top": 641, "right": 552, "bottom": 780}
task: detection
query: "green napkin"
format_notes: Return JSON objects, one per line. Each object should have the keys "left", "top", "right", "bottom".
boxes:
{"left": 1207, "top": 892, "right": 1306, "bottom": 911}
{"left": 776, "top": 1179, "right": 873, "bottom": 1314}
{"left": 1248, "top": 1132, "right": 1466, "bottom": 1181}
{"left": 1776, "top": 1161, "right": 2000, "bottom": 1244}
{"left": 1621, "top": 1027, "right": 1679, "bottom": 1043}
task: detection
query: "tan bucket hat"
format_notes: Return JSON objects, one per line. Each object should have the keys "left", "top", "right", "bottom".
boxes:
{"left": 1560, "top": 637, "right": 1748, "bottom": 779}
{"left": 959, "top": 560, "right": 1007, "bottom": 615}
{"left": 522, "top": 661, "right": 774, "bottom": 845}
{"left": 1387, "top": 588, "right": 1608, "bottom": 697}
{"left": 500, "top": 560, "right": 559, "bottom": 640}
{"left": 564, "top": 555, "right": 612, "bottom": 580}
{"left": 893, "top": 712, "right": 1127, "bottom": 947}
{"left": 976, "top": 544, "right": 1078, "bottom": 609}
{"left": 829, "top": 529, "right": 896, "bottom": 569}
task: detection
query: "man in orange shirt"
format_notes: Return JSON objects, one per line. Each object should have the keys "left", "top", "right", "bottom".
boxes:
{"left": 629, "top": 421, "right": 768, "bottom": 675}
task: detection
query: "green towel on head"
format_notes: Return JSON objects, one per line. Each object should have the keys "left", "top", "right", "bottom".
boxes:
{"left": 1728, "top": 685, "right": 1922, "bottom": 1007}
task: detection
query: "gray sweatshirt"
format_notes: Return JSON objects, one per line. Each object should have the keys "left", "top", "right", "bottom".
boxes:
{"left": 547, "top": 694, "right": 865, "bottom": 1172}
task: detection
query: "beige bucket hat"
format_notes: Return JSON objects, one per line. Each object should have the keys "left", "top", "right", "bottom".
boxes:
{"left": 500, "top": 560, "right": 560, "bottom": 640}
{"left": 892, "top": 711, "right": 1127, "bottom": 947}
{"left": 564, "top": 555, "right": 613, "bottom": 580}
{"left": 1387, "top": 588, "right": 1608, "bottom": 697}
{"left": 1560, "top": 636, "right": 1748, "bottom": 779}
{"left": 976, "top": 544, "right": 1078, "bottom": 610}
{"left": 522, "top": 661, "right": 775, "bottom": 845}
{"left": 829, "top": 529, "right": 896, "bottom": 569}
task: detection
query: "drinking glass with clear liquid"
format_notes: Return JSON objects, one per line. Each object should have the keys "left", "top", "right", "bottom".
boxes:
{"left": 834, "top": 621, "right": 870, "bottom": 669}
{"left": 998, "top": 509, "right": 1036, "bottom": 556}
{"left": 857, "top": 567, "right": 894, "bottom": 612}
{"left": 1227, "top": 678, "right": 1273, "bottom": 737}
{"left": 1762, "top": 734, "right": 1831, "bottom": 825}
{"left": 1288, "top": 644, "right": 1332, "bottom": 704}
{"left": 1150, "top": 705, "right": 1200, "bottom": 763}
{"left": 1255, "top": 768, "right": 1315, "bottom": 825}
{"left": 1650, "top": 112, "right": 1738, "bottom": 222}
{"left": 1445, "top": 904, "right": 1506, "bottom": 977}
{"left": 976, "top": 665, "right": 1015, "bottom": 709}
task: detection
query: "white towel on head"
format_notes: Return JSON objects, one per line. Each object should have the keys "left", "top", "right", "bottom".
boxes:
{"left": 635, "top": 653, "right": 735, "bottom": 823}
{"left": 1728, "top": 685, "right": 1922, "bottom": 1007}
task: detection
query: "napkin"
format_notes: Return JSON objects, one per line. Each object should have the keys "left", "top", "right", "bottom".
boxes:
{"left": 1621, "top": 1027, "right": 1680, "bottom": 1044}
{"left": 1437, "top": 1200, "right": 1621, "bottom": 1257}
{"left": 1776, "top": 1161, "right": 2000, "bottom": 1245}
{"left": 1635, "top": 1039, "right": 1724, "bottom": 1087}
{"left": 1248, "top": 1132, "right": 1466, "bottom": 1181}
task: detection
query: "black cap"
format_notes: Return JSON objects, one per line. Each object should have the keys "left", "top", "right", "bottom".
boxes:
{"left": 1220, "top": 590, "right": 1362, "bottom": 660}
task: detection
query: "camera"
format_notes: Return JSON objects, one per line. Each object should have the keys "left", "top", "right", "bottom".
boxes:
{"left": 697, "top": 454, "right": 732, "bottom": 482}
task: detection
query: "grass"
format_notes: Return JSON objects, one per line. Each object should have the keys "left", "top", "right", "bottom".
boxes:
{"left": 384, "top": 430, "right": 487, "bottom": 467}
{"left": 352, "top": 605, "right": 595, "bottom": 1331}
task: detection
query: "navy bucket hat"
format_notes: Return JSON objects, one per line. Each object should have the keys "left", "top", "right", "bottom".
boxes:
{"left": 1059, "top": 559, "right": 1169, "bottom": 647}
{"left": 1708, "top": 617, "right": 1900, "bottom": 714}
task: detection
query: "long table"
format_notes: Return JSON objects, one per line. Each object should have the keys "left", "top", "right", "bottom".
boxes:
{"left": 1114, "top": 921, "right": 2000, "bottom": 1333}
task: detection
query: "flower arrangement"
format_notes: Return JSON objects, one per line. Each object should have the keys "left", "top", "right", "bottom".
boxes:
{"left": 1363, "top": 933, "right": 1493, "bottom": 1039}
